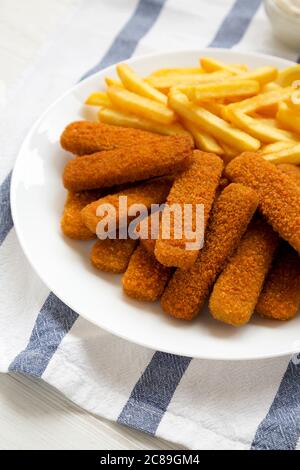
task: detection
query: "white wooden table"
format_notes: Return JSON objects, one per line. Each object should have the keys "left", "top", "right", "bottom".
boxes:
{"left": 0, "top": 0, "right": 182, "bottom": 450}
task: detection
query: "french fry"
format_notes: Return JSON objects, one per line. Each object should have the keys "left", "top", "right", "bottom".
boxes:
{"left": 260, "top": 141, "right": 296, "bottom": 155}
{"left": 221, "top": 143, "right": 240, "bottom": 163}
{"left": 287, "top": 93, "right": 300, "bottom": 112}
{"left": 233, "top": 66, "right": 278, "bottom": 87}
{"left": 117, "top": 63, "right": 167, "bottom": 104}
{"left": 225, "top": 87, "right": 292, "bottom": 115}
{"left": 182, "top": 119, "right": 224, "bottom": 154}
{"left": 146, "top": 71, "right": 232, "bottom": 90}
{"left": 200, "top": 57, "right": 246, "bottom": 75}
{"left": 262, "top": 82, "right": 281, "bottom": 92}
{"left": 105, "top": 77, "right": 123, "bottom": 87}
{"left": 201, "top": 101, "right": 227, "bottom": 119}
{"left": 277, "top": 102, "right": 300, "bottom": 135}
{"left": 168, "top": 89, "right": 260, "bottom": 152}
{"left": 193, "top": 80, "right": 259, "bottom": 102}
{"left": 149, "top": 67, "right": 203, "bottom": 77}
{"left": 263, "top": 143, "right": 300, "bottom": 164}
{"left": 107, "top": 86, "right": 176, "bottom": 124}
{"left": 98, "top": 107, "right": 191, "bottom": 138}
{"left": 85, "top": 91, "right": 112, "bottom": 107}
{"left": 227, "top": 108, "right": 297, "bottom": 143}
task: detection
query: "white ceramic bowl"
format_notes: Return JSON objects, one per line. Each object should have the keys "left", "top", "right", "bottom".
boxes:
{"left": 264, "top": 0, "right": 300, "bottom": 49}
{"left": 11, "top": 48, "right": 300, "bottom": 361}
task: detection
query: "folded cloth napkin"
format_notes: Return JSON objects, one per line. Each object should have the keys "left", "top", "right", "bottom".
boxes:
{"left": 0, "top": 0, "right": 299, "bottom": 450}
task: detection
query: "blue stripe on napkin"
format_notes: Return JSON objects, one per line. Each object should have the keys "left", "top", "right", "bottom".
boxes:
{"left": 9, "top": 292, "right": 78, "bottom": 376}
{"left": 81, "top": 0, "right": 166, "bottom": 80}
{"left": 209, "top": 0, "right": 262, "bottom": 48}
{"left": 117, "top": 352, "right": 191, "bottom": 434}
{"left": 251, "top": 358, "right": 300, "bottom": 450}
{"left": 0, "top": 171, "right": 13, "bottom": 246}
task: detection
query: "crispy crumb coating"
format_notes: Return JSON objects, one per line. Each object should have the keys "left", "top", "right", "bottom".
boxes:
{"left": 277, "top": 163, "right": 300, "bottom": 187}
{"left": 122, "top": 245, "right": 172, "bottom": 301}
{"left": 226, "top": 152, "right": 300, "bottom": 254}
{"left": 256, "top": 243, "right": 300, "bottom": 320}
{"left": 81, "top": 178, "right": 172, "bottom": 234}
{"left": 61, "top": 190, "right": 103, "bottom": 240}
{"left": 160, "top": 183, "right": 258, "bottom": 320}
{"left": 63, "top": 135, "right": 192, "bottom": 191}
{"left": 209, "top": 217, "right": 279, "bottom": 326}
{"left": 155, "top": 151, "right": 223, "bottom": 269}
{"left": 60, "top": 121, "right": 165, "bottom": 155}
{"left": 91, "top": 238, "right": 137, "bottom": 273}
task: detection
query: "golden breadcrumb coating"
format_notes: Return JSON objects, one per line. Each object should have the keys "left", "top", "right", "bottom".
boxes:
{"left": 122, "top": 245, "right": 171, "bottom": 301}
{"left": 81, "top": 178, "right": 172, "bottom": 234}
{"left": 256, "top": 243, "right": 300, "bottom": 320}
{"left": 155, "top": 150, "right": 223, "bottom": 269}
{"left": 63, "top": 135, "right": 192, "bottom": 191}
{"left": 277, "top": 163, "right": 300, "bottom": 187}
{"left": 160, "top": 183, "right": 258, "bottom": 320}
{"left": 91, "top": 238, "right": 137, "bottom": 273}
{"left": 209, "top": 217, "right": 279, "bottom": 326}
{"left": 226, "top": 152, "right": 300, "bottom": 254}
{"left": 61, "top": 190, "right": 103, "bottom": 240}
{"left": 60, "top": 121, "right": 166, "bottom": 155}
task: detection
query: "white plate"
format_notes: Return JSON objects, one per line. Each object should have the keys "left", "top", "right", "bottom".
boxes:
{"left": 11, "top": 48, "right": 300, "bottom": 361}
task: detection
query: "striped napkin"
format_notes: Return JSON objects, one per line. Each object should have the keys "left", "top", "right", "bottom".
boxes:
{"left": 1, "top": 0, "right": 300, "bottom": 450}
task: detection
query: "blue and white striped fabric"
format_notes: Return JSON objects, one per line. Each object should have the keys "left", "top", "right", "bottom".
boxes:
{"left": 1, "top": 0, "right": 300, "bottom": 450}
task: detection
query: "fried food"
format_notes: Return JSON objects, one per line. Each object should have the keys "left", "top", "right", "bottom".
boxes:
{"left": 60, "top": 121, "right": 164, "bottom": 155}
{"left": 277, "top": 163, "right": 300, "bottom": 186}
{"left": 160, "top": 183, "right": 258, "bottom": 320}
{"left": 81, "top": 178, "right": 172, "bottom": 234}
{"left": 99, "top": 108, "right": 191, "bottom": 138}
{"left": 193, "top": 80, "right": 259, "bottom": 102}
{"left": 209, "top": 217, "right": 279, "bottom": 326}
{"left": 61, "top": 190, "right": 103, "bottom": 240}
{"left": 155, "top": 151, "right": 223, "bottom": 269}
{"left": 226, "top": 152, "right": 300, "bottom": 254}
{"left": 122, "top": 245, "right": 171, "bottom": 301}
{"left": 263, "top": 143, "right": 300, "bottom": 165}
{"left": 91, "top": 238, "right": 137, "bottom": 273}
{"left": 256, "top": 243, "right": 300, "bottom": 320}
{"left": 63, "top": 135, "right": 192, "bottom": 191}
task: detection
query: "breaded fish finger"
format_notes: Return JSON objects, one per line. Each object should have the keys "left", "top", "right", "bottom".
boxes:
{"left": 256, "top": 243, "right": 300, "bottom": 320}
{"left": 122, "top": 245, "right": 171, "bottom": 301}
{"left": 226, "top": 152, "right": 300, "bottom": 254}
{"left": 277, "top": 163, "right": 300, "bottom": 187}
{"left": 91, "top": 238, "right": 137, "bottom": 273}
{"left": 81, "top": 178, "right": 172, "bottom": 234}
{"left": 209, "top": 217, "right": 279, "bottom": 326}
{"left": 161, "top": 183, "right": 258, "bottom": 320}
{"left": 60, "top": 121, "right": 165, "bottom": 155}
{"left": 63, "top": 136, "right": 192, "bottom": 191}
{"left": 155, "top": 150, "right": 223, "bottom": 269}
{"left": 61, "top": 190, "right": 103, "bottom": 240}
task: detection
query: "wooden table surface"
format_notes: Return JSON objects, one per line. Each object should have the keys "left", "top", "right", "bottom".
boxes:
{"left": 0, "top": 0, "right": 182, "bottom": 450}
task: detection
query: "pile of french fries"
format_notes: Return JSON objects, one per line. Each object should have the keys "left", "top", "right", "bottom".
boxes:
{"left": 85, "top": 57, "right": 300, "bottom": 165}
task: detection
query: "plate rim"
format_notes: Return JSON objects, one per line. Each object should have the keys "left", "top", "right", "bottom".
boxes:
{"left": 10, "top": 47, "right": 299, "bottom": 361}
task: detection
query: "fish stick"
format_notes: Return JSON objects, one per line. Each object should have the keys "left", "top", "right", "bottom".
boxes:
{"left": 226, "top": 152, "right": 300, "bottom": 254}
{"left": 60, "top": 121, "right": 164, "bottom": 155}
{"left": 256, "top": 243, "right": 300, "bottom": 320}
{"left": 122, "top": 245, "right": 171, "bottom": 301}
{"left": 81, "top": 178, "right": 172, "bottom": 234}
{"left": 155, "top": 151, "right": 223, "bottom": 269}
{"left": 209, "top": 217, "right": 279, "bottom": 326}
{"left": 277, "top": 163, "right": 300, "bottom": 187}
{"left": 161, "top": 183, "right": 258, "bottom": 320}
{"left": 61, "top": 190, "right": 103, "bottom": 240}
{"left": 91, "top": 238, "right": 137, "bottom": 273}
